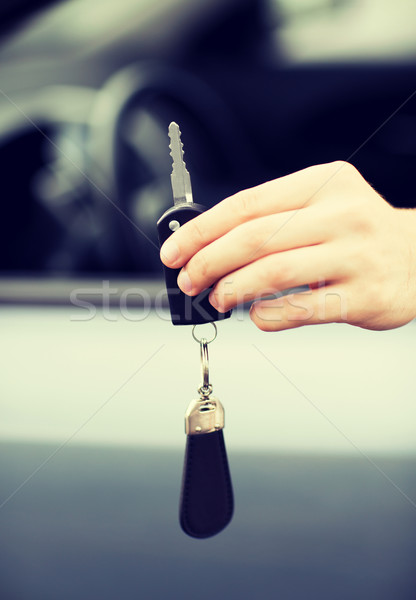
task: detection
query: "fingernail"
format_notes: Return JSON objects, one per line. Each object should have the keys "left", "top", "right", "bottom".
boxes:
{"left": 177, "top": 269, "right": 192, "bottom": 294}
{"left": 209, "top": 290, "right": 224, "bottom": 313}
{"left": 160, "top": 240, "right": 180, "bottom": 265}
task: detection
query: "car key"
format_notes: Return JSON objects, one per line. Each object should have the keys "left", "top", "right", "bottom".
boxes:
{"left": 157, "top": 123, "right": 234, "bottom": 539}
{"left": 157, "top": 122, "right": 232, "bottom": 325}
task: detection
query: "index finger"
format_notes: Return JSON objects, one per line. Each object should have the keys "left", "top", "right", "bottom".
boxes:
{"left": 159, "top": 162, "right": 338, "bottom": 268}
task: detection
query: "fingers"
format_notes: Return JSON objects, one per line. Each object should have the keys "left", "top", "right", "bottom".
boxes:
{"left": 177, "top": 204, "right": 331, "bottom": 296}
{"left": 250, "top": 286, "right": 348, "bottom": 332}
{"left": 160, "top": 162, "right": 345, "bottom": 269}
{"left": 208, "top": 242, "right": 347, "bottom": 313}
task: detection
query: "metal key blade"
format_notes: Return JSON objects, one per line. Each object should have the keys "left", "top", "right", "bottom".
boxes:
{"left": 169, "top": 122, "right": 193, "bottom": 205}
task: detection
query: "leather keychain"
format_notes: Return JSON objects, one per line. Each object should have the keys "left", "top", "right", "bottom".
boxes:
{"left": 157, "top": 123, "right": 234, "bottom": 537}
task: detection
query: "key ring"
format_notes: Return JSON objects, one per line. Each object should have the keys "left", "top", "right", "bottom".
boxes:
{"left": 198, "top": 337, "right": 212, "bottom": 398}
{"left": 192, "top": 322, "right": 217, "bottom": 345}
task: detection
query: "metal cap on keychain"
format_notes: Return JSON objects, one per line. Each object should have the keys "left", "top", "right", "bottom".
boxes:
{"left": 179, "top": 323, "right": 234, "bottom": 539}
{"left": 184, "top": 324, "right": 225, "bottom": 435}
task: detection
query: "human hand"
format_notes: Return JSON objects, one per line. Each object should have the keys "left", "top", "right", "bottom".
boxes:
{"left": 160, "top": 161, "right": 416, "bottom": 331}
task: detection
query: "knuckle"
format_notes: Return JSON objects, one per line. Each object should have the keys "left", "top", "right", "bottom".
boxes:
{"left": 321, "top": 160, "right": 361, "bottom": 194}
{"left": 345, "top": 200, "right": 375, "bottom": 234}
{"left": 228, "top": 187, "right": 260, "bottom": 222}
{"left": 266, "top": 257, "right": 295, "bottom": 290}
{"left": 188, "top": 250, "right": 210, "bottom": 284}
{"left": 250, "top": 305, "right": 277, "bottom": 332}
{"left": 330, "top": 159, "right": 356, "bottom": 173}
{"left": 328, "top": 160, "right": 359, "bottom": 181}
{"left": 187, "top": 217, "right": 207, "bottom": 248}
{"left": 285, "top": 300, "right": 312, "bottom": 323}
{"left": 324, "top": 195, "right": 374, "bottom": 238}
{"left": 239, "top": 220, "right": 266, "bottom": 256}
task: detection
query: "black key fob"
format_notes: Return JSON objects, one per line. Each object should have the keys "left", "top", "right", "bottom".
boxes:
{"left": 157, "top": 203, "right": 232, "bottom": 325}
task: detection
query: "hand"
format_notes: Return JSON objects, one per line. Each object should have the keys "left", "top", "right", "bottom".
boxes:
{"left": 160, "top": 161, "right": 416, "bottom": 332}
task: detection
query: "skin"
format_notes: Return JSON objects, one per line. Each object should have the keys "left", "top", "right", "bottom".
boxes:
{"left": 160, "top": 161, "right": 416, "bottom": 332}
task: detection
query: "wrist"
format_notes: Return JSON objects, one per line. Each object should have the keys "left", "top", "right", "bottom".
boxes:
{"left": 396, "top": 207, "right": 416, "bottom": 321}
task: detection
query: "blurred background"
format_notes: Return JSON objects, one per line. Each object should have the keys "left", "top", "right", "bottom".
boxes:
{"left": 1, "top": 0, "right": 416, "bottom": 281}
{"left": 1, "top": 1, "right": 416, "bottom": 599}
